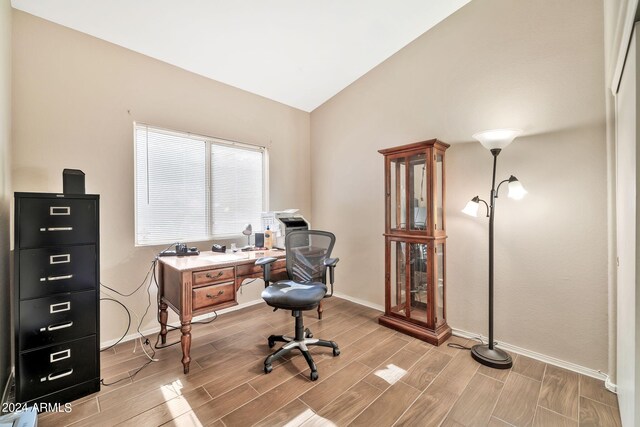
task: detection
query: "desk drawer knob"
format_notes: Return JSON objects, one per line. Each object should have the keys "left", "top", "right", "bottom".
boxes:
{"left": 206, "top": 290, "right": 224, "bottom": 299}
{"left": 206, "top": 271, "right": 224, "bottom": 279}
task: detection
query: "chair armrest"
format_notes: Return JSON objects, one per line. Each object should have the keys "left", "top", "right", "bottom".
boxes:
{"left": 323, "top": 258, "right": 339, "bottom": 267}
{"left": 256, "top": 257, "right": 278, "bottom": 287}
{"left": 256, "top": 257, "right": 277, "bottom": 266}
{"left": 323, "top": 257, "right": 339, "bottom": 297}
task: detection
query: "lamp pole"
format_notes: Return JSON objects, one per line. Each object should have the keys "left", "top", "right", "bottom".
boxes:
{"left": 488, "top": 149, "right": 498, "bottom": 350}
{"left": 470, "top": 148, "right": 513, "bottom": 369}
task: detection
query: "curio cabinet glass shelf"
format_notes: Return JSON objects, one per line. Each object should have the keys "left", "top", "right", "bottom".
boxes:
{"left": 378, "top": 139, "right": 451, "bottom": 345}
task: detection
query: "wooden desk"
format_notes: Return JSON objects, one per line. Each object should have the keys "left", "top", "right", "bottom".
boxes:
{"left": 157, "top": 250, "right": 288, "bottom": 374}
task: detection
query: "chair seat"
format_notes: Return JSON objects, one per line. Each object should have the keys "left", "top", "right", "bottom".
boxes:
{"left": 261, "top": 280, "right": 327, "bottom": 311}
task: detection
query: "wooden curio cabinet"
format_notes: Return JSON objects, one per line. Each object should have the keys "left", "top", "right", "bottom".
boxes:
{"left": 378, "top": 139, "right": 451, "bottom": 345}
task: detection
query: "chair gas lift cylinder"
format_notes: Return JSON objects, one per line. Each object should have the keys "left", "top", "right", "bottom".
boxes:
{"left": 378, "top": 139, "right": 451, "bottom": 345}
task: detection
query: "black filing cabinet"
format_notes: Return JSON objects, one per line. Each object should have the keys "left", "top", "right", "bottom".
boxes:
{"left": 14, "top": 192, "right": 100, "bottom": 404}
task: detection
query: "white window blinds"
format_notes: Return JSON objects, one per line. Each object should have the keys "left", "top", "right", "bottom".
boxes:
{"left": 211, "top": 143, "right": 264, "bottom": 236}
{"left": 134, "top": 124, "right": 266, "bottom": 246}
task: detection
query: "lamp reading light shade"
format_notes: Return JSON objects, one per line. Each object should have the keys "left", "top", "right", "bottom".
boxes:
{"left": 507, "top": 176, "right": 527, "bottom": 200}
{"left": 472, "top": 129, "right": 522, "bottom": 151}
{"left": 462, "top": 197, "right": 480, "bottom": 217}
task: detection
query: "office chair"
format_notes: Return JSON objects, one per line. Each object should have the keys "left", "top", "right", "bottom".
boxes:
{"left": 255, "top": 230, "right": 340, "bottom": 381}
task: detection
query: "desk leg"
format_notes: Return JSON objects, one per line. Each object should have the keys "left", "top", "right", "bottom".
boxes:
{"left": 159, "top": 302, "right": 168, "bottom": 344}
{"left": 181, "top": 321, "right": 192, "bottom": 374}
{"left": 317, "top": 301, "right": 323, "bottom": 319}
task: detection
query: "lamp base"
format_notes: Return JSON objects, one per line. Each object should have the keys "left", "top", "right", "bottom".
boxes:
{"left": 471, "top": 344, "right": 513, "bottom": 369}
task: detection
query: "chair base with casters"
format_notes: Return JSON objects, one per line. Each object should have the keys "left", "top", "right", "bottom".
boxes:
{"left": 260, "top": 280, "right": 340, "bottom": 381}
{"left": 264, "top": 309, "right": 340, "bottom": 381}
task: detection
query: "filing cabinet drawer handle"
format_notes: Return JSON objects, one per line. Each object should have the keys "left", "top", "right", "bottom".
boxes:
{"left": 50, "top": 349, "right": 71, "bottom": 363}
{"left": 41, "top": 227, "right": 74, "bottom": 232}
{"left": 42, "top": 369, "right": 73, "bottom": 382}
{"left": 50, "top": 254, "right": 71, "bottom": 264}
{"left": 205, "top": 271, "right": 224, "bottom": 279}
{"left": 44, "top": 274, "right": 73, "bottom": 282}
{"left": 206, "top": 290, "right": 225, "bottom": 298}
{"left": 47, "top": 321, "right": 73, "bottom": 331}
{"left": 49, "top": 206, "right": 71, "bottom": 216}
{"left": 50, "top": 302, "right": 71, "bottom": 314}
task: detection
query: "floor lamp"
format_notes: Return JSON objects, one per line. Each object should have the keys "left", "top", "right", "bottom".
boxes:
{"left": 462, "top": 129, "right": 527, "bottom": 369}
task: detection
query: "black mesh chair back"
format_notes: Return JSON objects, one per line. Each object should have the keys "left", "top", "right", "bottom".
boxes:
{"left": 285, "top": 230, "right": 335, "bottom": 284}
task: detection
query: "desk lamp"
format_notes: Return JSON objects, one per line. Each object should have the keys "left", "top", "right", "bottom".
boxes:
{"left": 242, "top": 224, "right": 252, "bottom": 246}
{"left": 462, "top": 128, "right": 526, "bottom": 369}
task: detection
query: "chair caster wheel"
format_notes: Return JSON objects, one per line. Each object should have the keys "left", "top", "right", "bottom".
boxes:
{"left": 264, "top": 364, "right": 272, "bottom": 374}
{"left": 268, "top": 339, "right": 276, "bottom": 348}
{"left": 310, "top": 371, "right": 318, "bottom": 381}
{"left": 305, "top": 328, "right": 313, "bottom": 338}
{"left": 333, "top": 348, "right": 340, "bottom": 357}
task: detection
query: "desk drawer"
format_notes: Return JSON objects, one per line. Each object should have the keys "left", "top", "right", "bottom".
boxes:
{"left": 18, "top": 335, "right": 97, "bottom": 403}
{"left": 237, "top": 258, "right": 286, "bottom": 277}
{"left": 192, "top": 281, "right": 235, "bottom": 310}
{"left": 193, "top": 267, "right": 234, "bottom": 287}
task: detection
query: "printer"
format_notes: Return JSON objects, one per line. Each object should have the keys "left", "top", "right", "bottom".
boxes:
{"left": 261, "top": 210, "right": 309, "bottom": 248}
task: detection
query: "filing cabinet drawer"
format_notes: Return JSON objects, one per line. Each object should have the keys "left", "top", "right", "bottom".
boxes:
{"left": 18, "top": 198, "right": 97, "bottom": 248}
{"left": 236, "top": 258, "right": 286, "bottom": 276}
{"left": 192, "top": 281, "right": 235, "bottom": 311}
{"left": 18, "top": 335, "right": 97, "bottom": 403}
{"left": 19, "top": 245, "right": 96, "bottom": 299}
{"left": 193, "top": 267, "right": 234, "bottom": 286}
{"left": 19, "top": 290, "right": 96, "bottom": 351}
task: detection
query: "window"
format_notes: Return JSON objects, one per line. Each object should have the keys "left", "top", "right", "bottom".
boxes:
{"left": 134, "top": 124, "right": 267, "bottom": 246}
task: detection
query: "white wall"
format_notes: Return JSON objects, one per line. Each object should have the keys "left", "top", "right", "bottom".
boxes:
{"left": 310, "top": 0, "right": 608, "bottom": 371}
{"left": 11, "top": 10, "right": 311, "bottom": 344}
{"left": 0, "top": 0, "right": 12, "bottom": 395}
{"left": 614, "top": 21, "right": 640, "bottom": 427}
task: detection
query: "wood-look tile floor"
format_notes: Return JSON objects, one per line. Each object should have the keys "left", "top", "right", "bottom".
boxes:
{"left": 38, "top": 298, "right": 621, "bottom": 427}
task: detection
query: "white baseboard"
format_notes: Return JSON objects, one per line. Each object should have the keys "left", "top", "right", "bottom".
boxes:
{"left": 605, "top": 376, "right": 618, "bottom": 393}
{"left": 99, "top": 298, "right": 265, "bottom": 349}
{"left": 332, "top": 292, "right": 384, "bottom": 312}
{"left": 452, "top": 328, "right": 616, "bottom": 390}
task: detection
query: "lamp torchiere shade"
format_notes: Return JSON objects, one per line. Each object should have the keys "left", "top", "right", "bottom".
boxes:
{"left": 472, "top": 129, "right": 522, "bottom": 150}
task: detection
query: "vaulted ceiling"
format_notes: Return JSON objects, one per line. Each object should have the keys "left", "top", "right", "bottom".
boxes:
{"left": 11, "top": 0, "right": 470, "bottom": 111}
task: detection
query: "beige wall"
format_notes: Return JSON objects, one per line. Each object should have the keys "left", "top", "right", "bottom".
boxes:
{"left": 311, "top": 0, "right": 608, "bottom": 371}
{"left": 0, "top": 0, "right": 12, "bottom": 393}
{"left": 11, "top": 10, "right": 311, "bottom": 344}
